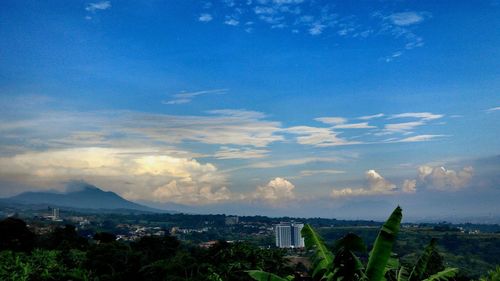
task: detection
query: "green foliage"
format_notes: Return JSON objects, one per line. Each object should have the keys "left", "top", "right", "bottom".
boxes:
{"left": 0, "top": 217, "right": 35, "bottom": 252}
{"left": 409, "top": 239, "right": 437, "bottom": 281}
{"left": 247, "top": 270, "right": 292, "bottom": 281}
{"left": 478, "top": 266, "right": 500, "bottom": 281}
{"left": 365, "top": 206, "right": 403, "bottom": 281}
{"left": 421, "top": 268, "right": 458, "bottom": 281}
{"left": 330, "top": 233, "right": 366, "bottom": 281}
{"left": 301, "top": 224, "right": 334, "bottom": 279}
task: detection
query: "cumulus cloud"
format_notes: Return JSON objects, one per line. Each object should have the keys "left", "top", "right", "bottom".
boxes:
{"left": 0, "top": 147, "right": 229, "bottom": 204}
{"left": 152, "top": 180, "right": 231, "bottom": 205}
{"left": 402, "top": 179, "right": 417, "bottom": 193}
{"left": 253, "top": 177, "right": 296, "bottom": 201}
{"left": 331, "top": 170, "right": 396, "bottom": 198}
{"left": 417, "top": 165, "right": 473, "bottom": 191}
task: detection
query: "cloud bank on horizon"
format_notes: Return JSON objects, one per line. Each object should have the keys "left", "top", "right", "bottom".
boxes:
{"left": 0, "top": 0, "right": 498, "bottom": 218}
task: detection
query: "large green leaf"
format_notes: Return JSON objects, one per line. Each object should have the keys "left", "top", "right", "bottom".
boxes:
{"left": 397, "top": 266, "right": 409, "bottom": 281}
{"left": 301, "top": 224, "right": 334, "bottom": 280}
{"left": 331, "top": 233, "right": 367, "bottom": 281}
{"left": 247, "top": 270, "right": 292, "bottom": 281}
{"left": 409, "top": 239, "right": 437, "bottom": 281}
{"left": 421, "top": 268, "right": 458, "bottom": 281}
{"left": 365, "top": 206, "right": 403, "bottom": 281}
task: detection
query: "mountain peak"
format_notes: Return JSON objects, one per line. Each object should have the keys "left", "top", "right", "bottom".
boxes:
{"left": 64, "top": 180, "right": 100, "bottom": 193}
{"left": 7, "top": 181, "right": 162, "bottom": 213}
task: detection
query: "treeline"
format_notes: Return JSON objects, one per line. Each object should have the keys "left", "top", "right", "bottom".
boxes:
{"left": 0, "top": 217, "right": 294, "bottom": 281}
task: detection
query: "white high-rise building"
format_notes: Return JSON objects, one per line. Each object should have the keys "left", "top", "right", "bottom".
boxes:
{"left": 275, "top": 222, "right": 305, "bottom": 248}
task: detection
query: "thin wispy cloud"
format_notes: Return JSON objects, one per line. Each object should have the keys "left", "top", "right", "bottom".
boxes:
{"left": 358, "top": 113, "right": 384, "bottom": 120}
{"left": 380, "top": 112, "right": 444, "bottom": 134}
{"left": 224, "top": 18, "right": 240, "bottom": 26}
{"left": 85, "top": 1, "right": 111, "bottom": 12}
{"left": 333, "top": 122, "right": 375, "bottom": 129}
{"left": 199, "top": 13, "right": 213, "bottom": 22}
{"left": 214, "top": 146, "right": 269, "bottom": 159}
{"left": 299, "top": 169, "right": 345, "bottom": 177}
{"left": 387, "top": 12, "right": 429, "bottom": 26}
{"left": 389, "top": 112, "right": 443, "bottom": 120}
{"left": 486, "top": 106, "right": 500, "bottom": 112}
{"left": 162, "top": 89, "right": 228, "bottom": 105}
{"left": 391, "top": 134, "right": 447, "bottom": 143}
{"left": 196, "top": 2, "right": 430, "bottom": 61}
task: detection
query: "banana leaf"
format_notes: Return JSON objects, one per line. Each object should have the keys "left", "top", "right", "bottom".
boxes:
{"left": 421, "top": 268, "right": 458, "bottom": 281}
{"left": 409, "top": 239, "right": 437, "bottom": 281}
{"left": 301, "top": 224, "right": 334, "bottom": 279}
{"left": 365, "top": 206, "right": 403, "bottom": 281}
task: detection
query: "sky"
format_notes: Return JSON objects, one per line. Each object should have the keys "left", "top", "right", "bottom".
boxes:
{"left": 0, "top": 0, "right": 499, "bottom": 221}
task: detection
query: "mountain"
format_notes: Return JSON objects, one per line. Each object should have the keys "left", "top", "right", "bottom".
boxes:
{"left": 5, "top": 182, "right": 165, "bottom": 213}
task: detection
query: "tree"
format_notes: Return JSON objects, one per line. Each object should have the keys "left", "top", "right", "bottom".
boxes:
{"left": 0, "top": 217, "right": 35, "bottom": 252}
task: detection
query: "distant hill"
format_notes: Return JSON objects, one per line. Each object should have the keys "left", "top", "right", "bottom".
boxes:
{"left": 5, "top": 182, "right": 165, "bottom": 213}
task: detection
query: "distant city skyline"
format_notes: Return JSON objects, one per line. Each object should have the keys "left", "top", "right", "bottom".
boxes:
{"left": 0, "top": 1, "right": 498, "bottom": 219}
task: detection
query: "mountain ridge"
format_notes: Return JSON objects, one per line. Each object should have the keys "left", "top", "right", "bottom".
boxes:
{"left": 4, "top": 182, "right": 168, "bottom": 213}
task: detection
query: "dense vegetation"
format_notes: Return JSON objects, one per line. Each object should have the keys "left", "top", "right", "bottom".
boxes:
{"left": 0, "top": 217, "right": 294, "bottom": 281}
{"left": 0, "top": 207, "right": 499, "bottom": 281}
{"left": 247, "top": 207, "right": 499, "bottom": 281}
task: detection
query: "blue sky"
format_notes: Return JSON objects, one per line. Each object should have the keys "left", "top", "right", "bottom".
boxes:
{"left": 0, "top": 0, "right": 499, "bottom": 220}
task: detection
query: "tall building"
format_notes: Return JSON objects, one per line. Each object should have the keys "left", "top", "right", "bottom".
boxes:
{"left": 50, "top": 207, "right": 61, "bottom": 221}
{"left": 275, "top": 222, "right": 305, "bottom": 248}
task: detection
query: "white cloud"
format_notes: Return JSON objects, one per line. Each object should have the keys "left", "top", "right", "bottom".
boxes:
{"left": 162, "top": 89, "right": 227, "bottom": 105}
{"left": 486, "top": 106, "right": 500, "bottom": 112}
{"left": 285, "top": 126, "right": 360, "bottom": 147}
{"left": 390, "top": 112, "right": 443, "bottom": 121}
{"left": 238, "top": 156, "right": 343, "bottom": 170}
{"left": 402, "top": 179, "right": 417, "bottom": 193}
{"left": 253, "top": 177, "right": 295, "bottom": 201}
{"left": 85, "top": 1, "right": 111, "bottom": 12}
{"left": 0, "top": 147, "right": 229, "bottom": 204}
{"left": 331, "top": 170, "right": 396, "bottom": 198}
{"left": 388, "top": 12, "right": 426, "bottom": 26}
{"left": 315, "top": 117, "right": 347, "bottom": 125}
{"left": 333, "top": 122, "right": 375, "bottom": 129}
{"left": 119, "top": 109, "right": 283, "bottom": 148}
{"left": 309, "top": 23, "right": 325, "bottom": 35}
{"left": 299, "top": 169, "right": 345, "bottom": 177}
{"left": 199, "top": 13, "right": 213, "bottom": 22}
{"left": 395, "top": 134, "right": 446, "bottom": 143}
{"left": 152, "top": 180, "right": 231, "bottom": 205}
{"left": 214, "top": 146, "right": 269, "bottom": 159}
{"left": 381, "top": 112, "right": 444, "bottom": 134}
{"left": 224, "top": 18, "right": 240, "bottom": 26}
{"left": 384, "top": 121, "right": 425, "bottom": 133}
{"left": 417, "top": 165, "right": 473, "bottom": 191}
{"left": 358, "top": 113, "right": 384, "bottom": 120}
